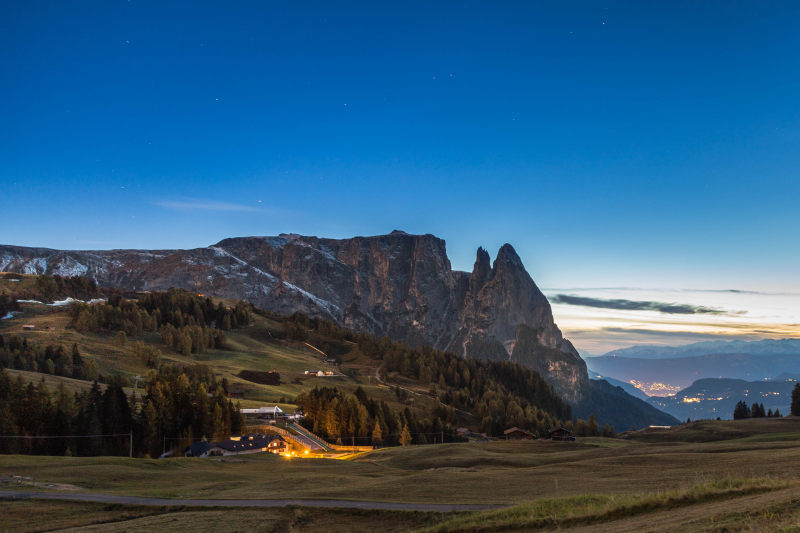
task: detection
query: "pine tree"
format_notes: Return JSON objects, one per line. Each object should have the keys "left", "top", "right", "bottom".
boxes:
{"left": 792, "top": 383, "right": 800, "bottom": 416}
{"left": 588, "top": 414, "right": 599, "bottom": 436}
{"left": 733, "top": 400, "right": 751, "bottom": 420}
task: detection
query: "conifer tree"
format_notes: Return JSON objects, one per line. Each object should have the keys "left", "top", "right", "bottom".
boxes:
{"left": 792, "top": 383, "right": 800, "bottom": 416}
{"left": 733, "top": 400, "right": 751, "bottom": 419}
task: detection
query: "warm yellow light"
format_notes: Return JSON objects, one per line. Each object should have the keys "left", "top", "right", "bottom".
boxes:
{"left": 304, "top": 450, "right": 309, "bottom": 454}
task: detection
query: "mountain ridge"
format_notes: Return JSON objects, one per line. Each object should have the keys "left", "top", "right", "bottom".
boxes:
{"left": 601, "top": 338, "right": 800, "bottom": 360}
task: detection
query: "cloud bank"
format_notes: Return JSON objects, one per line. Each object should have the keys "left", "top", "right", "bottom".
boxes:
{"left": 550, "top": 294, "right": 733, "bottom": 315}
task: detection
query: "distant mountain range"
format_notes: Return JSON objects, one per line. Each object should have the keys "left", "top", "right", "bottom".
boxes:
{"left": 648, "top": 377, "right": 797, "bottom": 421}
{"left": 601, "top": 339, "right": 800, "bottom": 359}
{"left": 0, "top": 232, "right": 678, "bottom": 430}
{"left": 588, "top": 337, "right": 800, "bottom": 395}
{"left": 586, "top": 353, "right": 800, "bottom": 392}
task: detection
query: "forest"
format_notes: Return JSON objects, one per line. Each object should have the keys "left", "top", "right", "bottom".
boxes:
{"left": 296, "top": 386, "right": 461, "bottom": 446}
{"left": 0, "top": 334, "right": 93, "bottom": 380}
{"left": 0, "top": 365, "right": 245, "bottom": 457}
{"left": 0, "top": 274, "right": 103, "bottom": 316}
{"left": 70, "top": 289, "right": 251, "bottom": 354}
{"left": 283, "top": 312, "right": 575, "bottom": 436}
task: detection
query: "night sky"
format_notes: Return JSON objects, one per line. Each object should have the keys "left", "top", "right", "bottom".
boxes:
{"left": 2, "top": 1, "right": 799, "bottom": 351}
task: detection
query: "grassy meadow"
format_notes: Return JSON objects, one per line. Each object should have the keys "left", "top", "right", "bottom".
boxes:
{"left": 3, "top": 278, "right": 800, "bottom": 531}
{"left": 2, "top": 429, "right": 800, "bottom": 531}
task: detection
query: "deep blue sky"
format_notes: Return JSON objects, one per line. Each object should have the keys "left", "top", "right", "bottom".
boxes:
{"left": 2, "top": 1, "right": 800, "bottom": 296}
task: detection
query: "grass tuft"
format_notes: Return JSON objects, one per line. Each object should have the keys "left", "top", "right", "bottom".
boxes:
{"left": 419, "top": 477, "right": 790, "bottom": 532}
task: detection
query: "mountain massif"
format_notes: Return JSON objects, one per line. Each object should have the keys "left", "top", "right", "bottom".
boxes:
{"left": 0, "top": 231, "right": 676, "bottom": 428}
{"left": 1, "top": 232, "right": 585, "bottom": 394}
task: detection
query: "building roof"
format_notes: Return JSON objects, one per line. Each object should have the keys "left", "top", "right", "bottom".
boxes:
{"left": 186, "top": 434, "right": 285, "bottom": 455}
{"left": 186, "top": 441, "right": 210, "bottom": 457}
{"left": 503, "top": 427, "right": 535, "bottom": 436}
{"left": 227, "top": 434, "right": 283, "bottom": 451}
{"left": 548, "top": 426, "right": 574, "bottom": 434}
{"left": 240, "top": 405, "right": 284, "bottom": 415}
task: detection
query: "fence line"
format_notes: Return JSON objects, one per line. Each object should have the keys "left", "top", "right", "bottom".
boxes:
{"left": 0, "top": 433, "right": 130, "bottom": 439}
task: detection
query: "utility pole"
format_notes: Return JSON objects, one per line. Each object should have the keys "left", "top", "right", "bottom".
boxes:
{"left": 129, "top": 430, "right": 133, "bottom": 458}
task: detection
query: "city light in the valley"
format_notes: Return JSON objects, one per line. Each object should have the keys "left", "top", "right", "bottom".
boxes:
{"left": 629, "top": 380, "right": 683, "bottom": 397}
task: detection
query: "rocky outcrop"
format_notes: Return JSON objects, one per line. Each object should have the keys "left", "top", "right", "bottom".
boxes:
{"left": 0, "top": 231, "right": 587, "bottom": 400}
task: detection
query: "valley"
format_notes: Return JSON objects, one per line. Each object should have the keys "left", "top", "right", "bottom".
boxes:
{"left": 587, "top": 339, "right": 800, "bottom": 421}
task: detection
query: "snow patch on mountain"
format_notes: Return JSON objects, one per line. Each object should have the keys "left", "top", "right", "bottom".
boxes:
{"left": 52, "top": 257, "right": 89, "bottom": 277}
{"left": 22, "top": 257, "right": 48, "bottom": 274}
{"left": 281, "top": 281, "right": 339, "bottom": 316}
{"left": 209, "top": 246, "right": 277, "bottom": 281}
{"left": 292, "top": 240, "right": 344, "bottom": 265}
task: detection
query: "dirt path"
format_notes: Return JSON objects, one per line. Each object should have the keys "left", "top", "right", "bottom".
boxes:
{"left": 0, "top": 489, "right": 504, "bottom": 512}
{"left": 568, "top": 486, "right": 800, "bottom": 532}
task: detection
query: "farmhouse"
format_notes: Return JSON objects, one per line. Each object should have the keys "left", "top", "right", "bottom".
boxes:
{"left": 22, "top": 325, "right": 35, "bottom": 331}
{"left": 503, "top": 427, "right": 536, "bottom": 440}
{"left": 185, "top": 434, "right": 287, "bottom": 457}
{"left": 548, "top": 426, "right": 576, "bottom": 441}
{"left": 304, "top": 370, "right": 334, "bottom": 376}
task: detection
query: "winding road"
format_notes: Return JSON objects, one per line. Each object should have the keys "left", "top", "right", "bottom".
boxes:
{"left": 0, "top": 489, "right": 504, "bottom": 512}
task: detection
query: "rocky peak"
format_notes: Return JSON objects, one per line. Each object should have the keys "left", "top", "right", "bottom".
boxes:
{"left": 493, "top": 243, "right": 523, "bottom": 270}
{"left": 470, "top": 247, "right": 492, "bottom": 292}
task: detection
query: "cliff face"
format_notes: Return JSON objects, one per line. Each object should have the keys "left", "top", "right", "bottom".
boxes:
{"left": 0, "top": 231, "right": 587, "bottom": 400}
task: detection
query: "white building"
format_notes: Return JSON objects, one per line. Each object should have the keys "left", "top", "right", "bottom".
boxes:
{"left": 240, "top": 405, "right": 284, "bottom": 419}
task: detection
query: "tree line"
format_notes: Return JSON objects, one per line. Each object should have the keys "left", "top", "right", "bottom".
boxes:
{"left": 733, "top": 400, "right": 782, "bottom": 419}
{"left": 0, "top": 334, "right": 94, "bottom": 381}
{"left": 562, "top": 414, "right": 615, "bottom": 437}
{"left": 1, "top": 274, "right": 103, "bottom": 316}
{"left": 70, "top": 289, "right": 251, "bottom": 354}
{"left": 295, "top": 386, "right": 461, "bottom": 446}
{"left": 0, "top": 364, "right": 245, "bottom": 457}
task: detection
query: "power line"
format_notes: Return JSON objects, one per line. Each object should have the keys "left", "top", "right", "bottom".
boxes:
{"left": 0, "top": 433, "right": 130, "bottom": 439}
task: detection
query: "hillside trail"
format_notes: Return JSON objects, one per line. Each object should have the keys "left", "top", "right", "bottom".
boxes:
{"left": 567, "top": 486, "right": 800, "bottom": 532}
{"left": 0, "top": 489, "right": 503, "bottom": 512}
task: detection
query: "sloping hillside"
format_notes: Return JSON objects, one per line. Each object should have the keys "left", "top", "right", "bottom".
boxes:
{"left": 1, "top": 274, "right": 676, "bottom": 434}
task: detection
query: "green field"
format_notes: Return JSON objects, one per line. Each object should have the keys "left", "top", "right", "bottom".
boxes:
{"left": 3, "top": 421, "right": 800, "bottom": 531}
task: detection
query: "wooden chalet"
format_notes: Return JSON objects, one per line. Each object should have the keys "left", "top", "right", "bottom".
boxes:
{"left": 503, "top": 427, "right": 536, "bottom": 440}
{"left": 548, "top": 426, "right": 576, "bottom": 441}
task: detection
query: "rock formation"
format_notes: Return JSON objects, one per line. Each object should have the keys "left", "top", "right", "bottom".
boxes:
{"left": 0, "top": 231, "right": 587, "bottom": 400}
